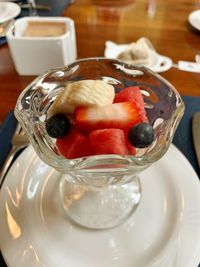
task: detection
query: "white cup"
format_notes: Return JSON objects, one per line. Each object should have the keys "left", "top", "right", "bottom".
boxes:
{"left": 6, "top": 16, "right": 77, "bottom": 75}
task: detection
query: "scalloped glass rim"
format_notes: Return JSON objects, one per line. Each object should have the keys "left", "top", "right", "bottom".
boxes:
{"left": 14, "top": 57, "right": 185, "bottom": 174}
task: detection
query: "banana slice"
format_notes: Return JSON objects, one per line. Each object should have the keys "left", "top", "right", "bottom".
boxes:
{"left": 48, "top": 80, "right": 115, "bottom": 116}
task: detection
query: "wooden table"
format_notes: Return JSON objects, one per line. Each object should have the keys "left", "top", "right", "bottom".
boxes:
{"left": 1, "top": 0, "right": 200, "bottom": 122}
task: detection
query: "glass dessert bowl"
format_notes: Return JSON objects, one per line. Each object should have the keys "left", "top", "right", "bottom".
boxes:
{"left": 14, "top": 58, "right": 184, "bottom": 230}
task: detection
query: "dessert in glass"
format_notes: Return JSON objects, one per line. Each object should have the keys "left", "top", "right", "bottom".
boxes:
{"left": 14, "top": 58, "right": 184, "bottom": 230}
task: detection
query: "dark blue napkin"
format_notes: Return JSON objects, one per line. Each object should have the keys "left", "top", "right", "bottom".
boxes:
{"left": 0, "top": 0, "right": 72, "bottom": 46}
{"left": 0, "top": 95, "right": 200, "bottom": 267}
{"left": 173, "top": 95, "right": 200, "bottom": 178}
{"left": 0, "top": 111, "right": 17, "bottom": 170}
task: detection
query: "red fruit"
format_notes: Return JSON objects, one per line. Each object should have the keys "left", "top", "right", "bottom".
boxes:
{"left": 125, "top": 132, "right": 136, "bottom": 155}
{"left": 75, "top": 101, "right": 142, "bottom": 132}
{"left": 56, "top": 127, "right": 93, "bottom": 159}
{"left": 126, "top": 142, "right": 136, "bottom": 155}
{"left": 89, "top": 128, "right": 129, "bottom": 155}
{"left": 114, "top": 86, "right": 148, "bottom": 122}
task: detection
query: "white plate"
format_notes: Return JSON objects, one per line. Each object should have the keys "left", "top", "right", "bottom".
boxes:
{"left": 0, "top": 144, "right": 200, "bottom": 267}
{"left": 0, "top": 2, "right": 20, "bottom": 24}
{"left": 104, "top": 40, "right": 173, "bottom": 73}
{"left": 188, "top": 9, "right": 200, "bottom": 31}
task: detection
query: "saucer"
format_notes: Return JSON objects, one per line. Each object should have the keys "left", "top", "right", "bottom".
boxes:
{"left": 0, "top": 144, "right": 200, "bottom": 267}
{"left": 0, "top": 2, "right": 21, "bottom": 24}
{"left": 104, "top": 40, "right": 173, "bottom": 73}
{"left": 188, "top": 9, "right": 200, "bottom": 31}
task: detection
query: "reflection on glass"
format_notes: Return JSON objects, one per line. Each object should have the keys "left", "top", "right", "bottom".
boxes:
{"left": 5, "top": 201, "right": 21, "bottom": 239}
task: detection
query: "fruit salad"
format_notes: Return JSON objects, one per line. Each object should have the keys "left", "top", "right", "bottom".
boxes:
{"left": 45, "top": 80, "right": 155, "bottom": 159}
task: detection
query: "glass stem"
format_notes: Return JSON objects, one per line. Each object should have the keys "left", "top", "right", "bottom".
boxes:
{"left": 27, "top": 0, "right": 38, "bottom": 16}
{"left": 59, "top": 175, "right": 142, "bottom": 230}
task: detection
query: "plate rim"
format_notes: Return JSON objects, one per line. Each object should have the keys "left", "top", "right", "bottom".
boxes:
{"left": 0, "top": 2, "right": 21, "bottom": 24}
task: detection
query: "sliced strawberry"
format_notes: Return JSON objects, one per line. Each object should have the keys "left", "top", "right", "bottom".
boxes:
{"left": 75, "top": 101, "right": 142, "bottom": 132}
{"left": 114, "top": 86, "right": 148, "bottom": 122}
{"left": 56, "top": 126, "right": 93, "bottom": 159}
{"left": 89, "top": 128, "right": 129, "bottom": 155}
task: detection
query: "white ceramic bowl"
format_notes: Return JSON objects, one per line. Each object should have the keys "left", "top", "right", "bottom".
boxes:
{"left": 6, "top": 16, "right": 77, "bottom": 75}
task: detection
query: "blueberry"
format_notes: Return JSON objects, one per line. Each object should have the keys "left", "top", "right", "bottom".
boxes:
{"left": 128, "top": 123, "right": 155, "bottom": 148}
{"left": 45, "top": 114, "right": 71, "bottom": 138}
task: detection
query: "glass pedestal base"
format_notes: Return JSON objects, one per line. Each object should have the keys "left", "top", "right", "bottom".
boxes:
{"left": 59, "top": 177, "right": 141, "bottom": 230}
